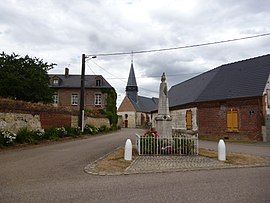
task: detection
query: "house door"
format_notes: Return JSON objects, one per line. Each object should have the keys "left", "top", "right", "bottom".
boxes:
{"left": 124, "top": 114, "right": 128, "bottom": 128}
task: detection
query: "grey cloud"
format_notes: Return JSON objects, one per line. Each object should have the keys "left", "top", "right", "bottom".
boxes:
{"left": 0, "top": 0, "right": 270, "bottom": 106}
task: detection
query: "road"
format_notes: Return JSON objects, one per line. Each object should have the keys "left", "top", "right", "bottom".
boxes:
{"left": 0, "top": 128, "right": 269, "bottom": 202}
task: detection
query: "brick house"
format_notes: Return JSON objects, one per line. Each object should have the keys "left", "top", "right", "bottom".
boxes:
{"left": 118, "top": 62, "right": 158, "bottom": 128}
{"left": 152, "top": 54, "right": 270, "bottom": 141}
{"left": 49, "top": 68, "right": 113, "bottom": 111}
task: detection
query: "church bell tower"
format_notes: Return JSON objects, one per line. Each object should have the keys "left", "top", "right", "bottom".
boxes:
{"left": 126, "top": 61, "right": 138, "bottom": 102}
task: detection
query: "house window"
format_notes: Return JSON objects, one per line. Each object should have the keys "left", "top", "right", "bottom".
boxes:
{"left": 53, "top": 79, "right": 59, "bottom": 85}
{"left": 186, "top": 110, "right": 192, "bottom": 130}
{"left": 71, "top": 94, "right": 78, "bottom": 105}
{"left": 96, "top": 79, "right": 101, "bottom": 86}
{"left": 95, "top": 94, "right": 101, "bottom": 106}
{"left": 227, "top": 109, "right": 239, "bottom": 132}
{"left": 52, "top": 94, "right": 58, "bottom": 104}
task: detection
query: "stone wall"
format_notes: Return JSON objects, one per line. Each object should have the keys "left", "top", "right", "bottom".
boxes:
{"left": 117, "top": 115, "right": 123, "bottom": 127}
{"left": 151, "top": 108, "right": 197, "bottom": 131}
{"left": 0, "top": 112, "right": 43, "bottom": 133}
{"left": 136, "top": 112, "right": 141, "bottom": 126}
{"left": 262, "top": 74, "right": 270, "bottom": 141}
{"left": 0, "top": 98, "right": 110, "bottom": 132}
{"left": 117, "top": 111, "right": 136, "bottom": 128}
{"left": 71, "top": 116, "right": 111, "bottom": 128}
{"left": 170, "top": 108, "right": 198, "bottom": 131}
{"left": 84, "top": 117, "right": 110, "bottom": 128}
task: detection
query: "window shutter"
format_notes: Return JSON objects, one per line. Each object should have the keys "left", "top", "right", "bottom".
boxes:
{"left": 227, "top": 110, "right": 238, "bottom": 132}
{"left": 232, "top": 111, "right": 238, "bottom": 131}
{"left": 227, "top": 111, "right": 233, "bottom": 131}
{"left": 186, "top": 110, "right": 192, "bottom": 130}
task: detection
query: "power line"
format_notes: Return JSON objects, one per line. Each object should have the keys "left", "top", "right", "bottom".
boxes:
{"left": 86, "top": 33, "right": 270, "bottom": 57}
{"left": 86, "top": 62, "right": 96, "bottom": 75}
{"left": 106, "top": 72, "right": 203, "bottom": 79}
{"left": 89, "top": 60, "right": 159, "bottom": 93}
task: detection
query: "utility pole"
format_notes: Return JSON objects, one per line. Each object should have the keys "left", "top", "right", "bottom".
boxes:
{"left": 79, "top": 54, "right": 86, "bottom": 131}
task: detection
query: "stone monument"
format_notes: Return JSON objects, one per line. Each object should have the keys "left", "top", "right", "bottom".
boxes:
{"left": 155, "top": 72, "right": 172, "bottom": 138}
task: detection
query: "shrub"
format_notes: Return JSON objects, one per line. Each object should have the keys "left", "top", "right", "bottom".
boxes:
{"left": 16, "top": 128, "right": 36, "bottom": 144}
{"left": 55, "top": 127, "right": 67, "bottom": 138}
{"left": 99, "top": 125, "right": 110, "bottom": 133}
{"left": 110, "top": 124, "right": 118, "bottom": 131}
{"left": 65, "top": 126, "right": 81, "bottom": 137}
{"left": 84, "top": 125, "right": 98, "bottom": 135}
{"left": 0, "top": 130, "right": 17, "bottom": 146}
{"left": 44, "top": 128, "right": 60, "bottom": 141}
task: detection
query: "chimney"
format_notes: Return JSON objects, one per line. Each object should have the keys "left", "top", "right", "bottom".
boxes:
{"left": 65, "top": 68, "right": 69, "bottom": 77}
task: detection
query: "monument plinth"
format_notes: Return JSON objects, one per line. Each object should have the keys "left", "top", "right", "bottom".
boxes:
{"left": 155, "top": 72, "right": 172, "bottom": 138}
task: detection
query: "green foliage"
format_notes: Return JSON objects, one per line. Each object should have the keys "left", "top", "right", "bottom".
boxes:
{"left": 99, "top": 125, "right": 110, "bottom": 133}
{"left": 84, "top": 124, "right": 99, "bottom": 135}
{"left": 0, "top": 130, "right": 17, "bottom": 146}
{"left": 65, "top": 126, "right": 81, "bottom": 137}
{"left": 44, "top": 128, "right": 60, "bottom": 141}
{"left": 101, "top": 88, "right": 118, "bottom": 127}
{"left": 0, "top": 52, "right": 56, "bottom": 103}
{"left": 16, "top": 128, "right": 36, "bottom": 143}
{"left": 0, "top": 124, "right": 116, "bottom": 148}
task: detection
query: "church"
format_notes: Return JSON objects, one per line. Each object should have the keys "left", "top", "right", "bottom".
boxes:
{"left": 117, "top": 62, "right": 158, "bottom": 128}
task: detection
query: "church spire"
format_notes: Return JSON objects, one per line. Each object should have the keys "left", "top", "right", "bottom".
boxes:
{"left": 126, "top": 59, "right": 138, "bottom": 102}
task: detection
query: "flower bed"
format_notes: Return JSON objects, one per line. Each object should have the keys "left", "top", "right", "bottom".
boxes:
{"left": 0, "top": 124, "right": 118, "bottom": 148}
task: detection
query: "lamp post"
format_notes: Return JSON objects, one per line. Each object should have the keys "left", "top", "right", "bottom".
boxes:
{"left": 79, "top": 54, "right": 96, "bottom": 132}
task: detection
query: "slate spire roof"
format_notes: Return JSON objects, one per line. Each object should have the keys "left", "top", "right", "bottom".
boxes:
{"left": 126, "top": 61, "right": 138, "bottom": 102}
{"left": 127, "top": 62, "right": 138, "bottom": 87}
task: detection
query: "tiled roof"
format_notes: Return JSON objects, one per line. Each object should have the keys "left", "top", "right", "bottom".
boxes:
{"left": 168, "top": 54, "right": 270, "bottom": 108}
{"left": 49, "top": 75, "right": 112, "bottom": 89}
{"left": 129, "top": 95, "right": 158, "bottom": 113}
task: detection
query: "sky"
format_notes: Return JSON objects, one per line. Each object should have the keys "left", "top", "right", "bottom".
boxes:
{"left": 1, "top": 0, "right": 270, "bottom": 107}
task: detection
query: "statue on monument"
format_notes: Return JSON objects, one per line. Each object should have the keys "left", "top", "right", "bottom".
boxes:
{"left": 155, "top": 72, "right": 172, "bottom": 138}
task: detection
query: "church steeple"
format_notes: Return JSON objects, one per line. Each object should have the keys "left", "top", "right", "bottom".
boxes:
{"left": 126, "top": 61, "right": 138, "bottom": 102}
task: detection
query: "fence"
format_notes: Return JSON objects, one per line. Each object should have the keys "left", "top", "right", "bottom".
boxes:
{"left": 135, "top": 133, "right": 198, "bottom": 155}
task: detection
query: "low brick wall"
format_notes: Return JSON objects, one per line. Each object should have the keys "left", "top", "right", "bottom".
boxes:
{"left": 0, "top": 98, "right": 110, "bottom": 132}
{"left": 40, "top": 113, "right": 72, "bottom": 129}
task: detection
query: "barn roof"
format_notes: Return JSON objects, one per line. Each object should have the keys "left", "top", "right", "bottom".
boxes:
{"left": 168, "top": 54, "right": 270, "bottom": 108}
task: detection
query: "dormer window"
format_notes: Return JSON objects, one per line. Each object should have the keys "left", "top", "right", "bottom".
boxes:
{"left": 96, "top": 79, "right": 101, "bottom": 86}
{"left": 53, "top": 79, "right": 59, "bottom": 85}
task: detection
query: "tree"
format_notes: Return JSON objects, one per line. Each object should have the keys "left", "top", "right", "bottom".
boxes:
{"left": 0, "top": 52, "right": 56, "bottom": 103}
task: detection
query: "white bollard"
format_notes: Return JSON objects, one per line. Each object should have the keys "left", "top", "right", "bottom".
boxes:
{"left": 124, "top": 139, "right": 132, "bottom": 161}
{"left": 218, "top": 139, "right": 226, "bottom": 161}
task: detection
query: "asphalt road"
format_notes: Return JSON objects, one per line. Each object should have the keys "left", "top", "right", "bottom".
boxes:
{"left": 0, "top": 128, "right": 269, "bottom": 202}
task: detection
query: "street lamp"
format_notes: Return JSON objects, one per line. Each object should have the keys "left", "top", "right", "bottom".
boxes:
{"left": 79, "top": 54, "right": 97, "bottom": 132}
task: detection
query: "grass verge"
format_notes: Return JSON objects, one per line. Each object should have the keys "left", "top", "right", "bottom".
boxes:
{"left": 199, "top": 148, "right": 267, "bottom": 165}
{"left": 96, "top": 147, "right": 138, "bottom": 173}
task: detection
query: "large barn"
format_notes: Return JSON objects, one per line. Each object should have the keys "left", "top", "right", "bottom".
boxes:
{"left": 152, "top": 54, "right": 270, "bottom": 141}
